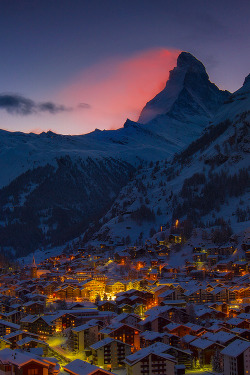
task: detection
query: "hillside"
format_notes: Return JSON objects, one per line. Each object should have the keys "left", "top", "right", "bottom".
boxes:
{"left": 0, "top": 53, "right": 246, "bottom": 257}
{"left": 88, "top": 74, "right": 250, "bottom": 247}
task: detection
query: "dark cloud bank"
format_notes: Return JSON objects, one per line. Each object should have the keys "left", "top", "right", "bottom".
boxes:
{"left": 0, "top": 94, "right": 90, "bottom": 115}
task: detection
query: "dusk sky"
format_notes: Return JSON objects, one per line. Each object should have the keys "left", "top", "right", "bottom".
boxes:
{"left": 0, "top": 0, "right": 249, "bottom": 135}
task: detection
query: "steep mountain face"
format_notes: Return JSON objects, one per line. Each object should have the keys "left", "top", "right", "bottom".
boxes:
{"left": 139, "top": 52, "right": 230, "bottom": 124}
{"left": 0, "top": 52, "right": 243, "bottom": 257}
{"left": 89, "top": 75, "right": 250, "bottom": 247}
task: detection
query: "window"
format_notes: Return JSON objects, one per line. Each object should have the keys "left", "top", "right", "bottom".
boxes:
{"left": 28, "top": 369, "right": 39, "bottom": 375}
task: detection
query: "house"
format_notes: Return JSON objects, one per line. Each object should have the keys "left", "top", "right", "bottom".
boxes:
{"left": 0, "top": 348, "right": 59, "bottom": 375}
{"left": 98, "top": 301, "right": 117, "bottom": 312}
{"left": 139, "top": 314, "right": 170, "bottom": 333}
{"left": 16, "top": 337, "right": 49, "bottom": 355}
{"left": 71, "top": 319, "right": 103, "bottom": 351}
{"left": 112, "top": 313, "right": 142, "bottom": 328}
{"left": 158, "top": 290, "right": 176, "bottom": 304}
{"left": 23, "top": 301, "right": 45, "bottom": 315}
{"left": 49, "top": 312, "right": 76, "bottom": 332}
{"left": 0, "top": 319, "right": 20, "bottom": 336}
{"left": 90, "top": 337, "right": 131, "bottom": 369}
{"left": 100, "top": 322, "right": 141, "bottom": 350}
{"left": 190, "top": 338, "right": 223, "bottom": 366}
{"left": 226, "top": 317, "right": 249, "bottom": 330}
{"left": 124, "top": 342, "right": 176, "bottom": 375}
{"left": 164, "top": 323, "right": 192, "bottom": 338}
{"left": 64, "top": 359, "right": 114, "bottom": 375}
{"left": 20, "top": 315, "right": 55, "bottom": 337}
{"left": 140, "top": 331, "right": 165, "bottom": 348}
{"left": 2, "top": 330, "right": 38, "bottom": 350}
{"left": 221, "top": 339, "right": 250, "bottom": 375}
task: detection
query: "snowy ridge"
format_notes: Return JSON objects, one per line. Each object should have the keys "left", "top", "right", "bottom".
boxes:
{"left": 88, "top": 74, "right": 250, "bottom": 248}
{"left": 0, "top": 52, "right": 248, "bottom": 257}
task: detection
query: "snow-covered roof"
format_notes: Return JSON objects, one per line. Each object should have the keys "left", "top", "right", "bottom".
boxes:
{"left": 0, "top": 319, "right": 20, "bottom": 329}
{"left": 72, "top": 319, "right": 101, "bottom": 332}
{"left": 202, "top": 331, "right": 236, "bottom": 344}
{"left": 0, "top": 348, "right": 49, "bottom": 367}
{"left": 124, "top": 342, "right": 175, "bottom": 365}
{"left": 190, "top": 338, "right": 217, "bottom": 350}
{"left": 221, "top": 339, "right": 250, "bottom": 357}
{"left": 64, "top": 359, "right": 114, "bottom": 375}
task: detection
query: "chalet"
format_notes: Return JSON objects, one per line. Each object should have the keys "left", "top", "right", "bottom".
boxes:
{"left": 2, "top": 330, "right": 38, "bottom": 350}
{"left": 0, "top": 348, "right": 59, "bottom": 375}
{"left": 71, "top": 319, "right": 103, "bottom": 351}
{"left": 124, "top": 343, "right": 176, "bottom": 375}
{"left": 16, "top": 337, "right": 48, "bottom": 355}
{"left": 190, "top": 338, "right": 224, "bottom": 366}
{"left": 117, "top": 303, "right": 134, "bottom": 314}
{"left": 23, "top": 301, "right": 45, "bottom": 315}
{"left": 49, "top": 312, "right": 76, "bottom": 332}
{"left": 158, "top": 290, "right": 176, "bottom": 304}
{"left": 164, "top": 323, "right": 192, "bottom": 338}
{"left": 100, "top": 322, "right": 141, "bottom": 350}
{"left": 90, "top": 337, "right": 131, "bottom": 369}
{"left": 140, "top": 331, "right": 165, "bottom": 348}
{"left": 20, "top": 315, "right": 55, "bottom": 336}
{"left": 105, "top": 281, "right": 125, "bottom": 295}
{"left": 0, "top": 319, "right": 20, "bottom": 336}
{"left": 139, "top": 315, "right": 170, "bottom": 333}
{"left": 221, "top": 339, "right": 250, "bottom": 375}
{"left": 64, "top": 359, "right": 114, "bottom": 375}
{"left": 112, "top": 313, "right": 142, "bottom": 328}
{"left": 98, "top": 301, "right": 117, "bottom": 312}
{"left": 226, "top": 317, "right": 250, "bottom": 330}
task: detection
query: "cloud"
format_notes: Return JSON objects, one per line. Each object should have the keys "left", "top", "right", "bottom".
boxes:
{"left": 38, "top": 101, "right": 71, "bottom": 114}
{"left": 0, "top": 94, "right": 35, "bottom": 115}
{"left": 0, "top": 93, "right": 74, "bottom": 115}
{"left": 59, "top": 48, "right": 180, "bottom": 132}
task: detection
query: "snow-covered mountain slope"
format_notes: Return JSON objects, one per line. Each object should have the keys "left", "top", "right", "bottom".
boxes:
{"left": 89, "top": 75, "right": 250, "bottom": 247}
{"left": 0, "top": 53, "right": 229, "bottom": 190}
{"left": 0, "top": 52, "right": 245, "bottom": 257}
{"left": 0, "top": 124, "right": 176, "bottom": 189}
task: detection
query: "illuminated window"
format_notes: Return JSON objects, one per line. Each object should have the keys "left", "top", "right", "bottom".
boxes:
{"left": 28, "top": 370, "right": 38, "bottom": 375}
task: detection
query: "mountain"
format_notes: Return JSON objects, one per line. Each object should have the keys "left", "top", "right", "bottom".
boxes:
{"left": 139, "top": 52, "right": 230, "bottom": 124}
{"left": 89, "top": 74, "right": 250, "bottom": 248}
{"left": 0, "top": 52, "right": 246, "bottom": 257}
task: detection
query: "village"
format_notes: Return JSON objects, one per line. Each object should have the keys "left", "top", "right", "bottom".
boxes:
{"left": 0, "top": 227, "right": 249, "bottom": 375}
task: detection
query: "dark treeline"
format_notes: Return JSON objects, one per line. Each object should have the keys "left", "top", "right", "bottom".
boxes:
{"left": 173, "top": 168, "right": 249, "bottom": 224}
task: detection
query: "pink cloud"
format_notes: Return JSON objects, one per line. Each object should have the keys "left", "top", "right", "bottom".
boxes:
{"left": 59, "top": 48, "right": 180, "bottom": 133}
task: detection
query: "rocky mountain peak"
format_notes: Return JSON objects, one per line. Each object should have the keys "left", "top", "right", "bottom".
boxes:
{"left": 138, "top": 51, "right": 230, "bottom": 124}
{"left": 176, "top": 51, "right": 206, "bottom": 72}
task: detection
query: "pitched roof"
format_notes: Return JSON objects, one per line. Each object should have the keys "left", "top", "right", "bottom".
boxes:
{"left": 64, "top": 359, "right": 114, "bottom": 375}
{"left": 221, "top": 339, "right": 250, "bottom": 357}
{"left": 124, "top": 342, "right": 175, "bottom": 365}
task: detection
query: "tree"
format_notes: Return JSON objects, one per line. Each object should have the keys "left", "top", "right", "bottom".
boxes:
{"left": 150, "top": 227, "right": 156, "bottom": 237}
{"left": 125, "top": 235, "right": 131, "bottom": 245}
{"left": 103, "top": 293, "right": 108, "bottom": 301}
{"left": 157, "top": 207, "right": 162, "bottom": 215}
{"left": 212, "top": 349, "right": 223, "bottom": 373}
{"left": 186, "top": 303, "right": 196, "bottom": 323}
{"left": 95, "top": 294, "right": 101, "bottom": 305}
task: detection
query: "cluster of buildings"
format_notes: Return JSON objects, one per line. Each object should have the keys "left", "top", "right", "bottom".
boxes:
{"left": 0, "top": 233, "right": 249, "bottom": 375}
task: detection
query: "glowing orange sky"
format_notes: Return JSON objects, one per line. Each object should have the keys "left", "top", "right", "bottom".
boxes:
{"left": 59, "top": 48, "right": 180, "bottom": 133}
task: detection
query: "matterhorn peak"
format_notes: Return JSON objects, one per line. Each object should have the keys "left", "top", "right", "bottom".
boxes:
{"left": 138, "top": 51, "right": 230, "bottom": 124}
{"left": 176, "top": 51, "right": 206, "bottom": 72}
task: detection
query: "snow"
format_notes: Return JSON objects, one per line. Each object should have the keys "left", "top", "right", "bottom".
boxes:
{"left": 221, "top": 339, "right": 250, "bottom": 357}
